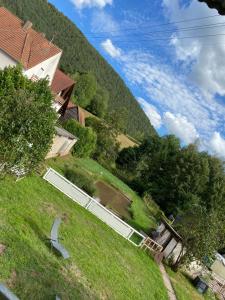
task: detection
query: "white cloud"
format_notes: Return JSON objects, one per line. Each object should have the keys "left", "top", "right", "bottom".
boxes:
{"left": 71, "top": 0, "right": 112, "bottom": 9}
{"left": 121, "top": 50, "right": 224, "bottom": 138}
{"left": 163, "top": 0, "right": 225, "bottom": 96}
{"left": 138, "top": 97, "right": 162, "bottom": 129}
{"left": 163, "top": 112, "right": 199, "bottom": 144}
{"left": 96, "top": 3, "right": 225, "bottom": 156}
{"left": 208, "top": 132, "right": 225, "bottom": 159}
{"left": 101, "top": 39, "right": 122, "bottom": 58}
{"left": 91, "top": 10, "right": 119, "bottom": 34}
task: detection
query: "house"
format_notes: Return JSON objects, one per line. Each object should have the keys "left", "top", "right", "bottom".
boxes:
{"left": 153, "top": 218, "right": 183, "bottom": 262}
{"left": 0, "top": 7, "right": 75, "bottom": 114}
{"left": 59, "top": 101, "right": 85, "bottom": 126}
{"left": 46, "top": 127, "right": 77, "bottom": 159}
{"left": 51, "top": 69, "right": 75, "bottom": 115}
{"left": 198, "top": 0, "right": 225, "bottom": 14}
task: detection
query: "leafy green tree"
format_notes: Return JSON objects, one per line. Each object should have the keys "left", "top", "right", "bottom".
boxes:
{"left": 116, "top": 146, "right": 140, "bottom": 172}
{"left": 72, "top": 72, "right": 97, "bottom": 108}
{"left": 85, "top": 117, "right": 120, "bottom": 165}
{"left": 0, "top": 66, "right": 56, "bottom": 175}
{"left": 129, "top": 135, "right": 181, "bottom": 202}
{"left": 87, "top": 86, "right": 109, "bottom": 118}
{"left": 106, "top": 108, "right": 128, "bottom": 136}
{"left": 63, "top": 119, "right": 96, "bottom": 158}
{"left": 117, "top": 135, "right": 225, "bottom": 216}
{"left": 173, "top": 205, "right": 222, "bottom": 270}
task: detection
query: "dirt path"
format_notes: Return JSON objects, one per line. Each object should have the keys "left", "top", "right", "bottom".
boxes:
{"left": 159, "top": 263, "right": 177, "bottom": 300}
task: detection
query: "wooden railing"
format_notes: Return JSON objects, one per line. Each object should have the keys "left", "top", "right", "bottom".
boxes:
{"left": 140, "top": 237, "right": 163, "bottom": 253}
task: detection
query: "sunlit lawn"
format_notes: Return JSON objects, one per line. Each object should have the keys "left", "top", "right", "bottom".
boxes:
{"left": 0, "top": 174, "right": 168, "bottom": 299}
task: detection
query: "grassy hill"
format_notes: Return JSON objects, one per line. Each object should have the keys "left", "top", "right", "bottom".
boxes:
{"left": 0, "top": 172, "right": 168, "bottom": 299}
{"left": 0, "top": 0, "right": 156, "bottom": 140}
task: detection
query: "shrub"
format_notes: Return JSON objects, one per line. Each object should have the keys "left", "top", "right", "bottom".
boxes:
{"left": 63, "top": 119, "right": 97, "bottom": 158}
{"left": 0, "top": 66, "right": 56, "bottom": 175}
{"left": 64, "top": 168, "right": 96, "bottom": 196}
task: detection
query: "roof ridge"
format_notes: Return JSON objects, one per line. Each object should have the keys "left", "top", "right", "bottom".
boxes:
{"left": 20, "top": 32, "right": 30, "bottom": 68}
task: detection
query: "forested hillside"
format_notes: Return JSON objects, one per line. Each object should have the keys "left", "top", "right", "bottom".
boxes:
{"left": 0, "top": 0, "right": 156, "bottom": 139}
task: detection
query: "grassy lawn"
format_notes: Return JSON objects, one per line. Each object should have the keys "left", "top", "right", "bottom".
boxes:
{"left": 166, "top": 268, "right": 217, "bottom": 300}
{"left": 48, "top": 156, "right": 159, "bottom": 232}
{"left": 0, "top": 174, "right": 168, "bottom": 300}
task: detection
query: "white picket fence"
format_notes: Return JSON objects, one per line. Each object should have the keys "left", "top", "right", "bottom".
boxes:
{"left": 43, "top": 168, "right": 146, "bottom": 246}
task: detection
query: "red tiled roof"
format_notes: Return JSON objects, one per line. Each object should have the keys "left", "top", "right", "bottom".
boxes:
{"left": 51, "top": 69, "right": 75, "bottom": 94}
{"left": 0, "top": 7, "right": 62, "bottom": 70}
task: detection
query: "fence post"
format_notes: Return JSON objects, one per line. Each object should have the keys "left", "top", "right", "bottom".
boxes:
{"left": 85, "top": 198, "right": 93, "bottom": 209}
{"left": 127, "top": 229, "right": 135, "bottom": 240}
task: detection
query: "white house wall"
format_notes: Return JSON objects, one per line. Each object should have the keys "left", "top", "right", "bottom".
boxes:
{"left": 171, "top": 242, "right": 183, "bottom": 263}
{"left": 46, "top": 135, "right": 77, "bottom": 159}
{"left": 24, "top": 52, "right": 62, "bottom": 85}
{"left": 156, "top": 229, "right": 171, "bottom": 246}
{"left": 0, "top": 49, "right": 17, "bottom": 69}
{"left": 163, "top": 238, "right": 177, "bottom": 258}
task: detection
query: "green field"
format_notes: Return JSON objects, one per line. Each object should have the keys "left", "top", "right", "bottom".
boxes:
{"left": 0, "top": 172, "right": 168, "bottom": 299}
{"left": 166, "top": 268, "right": 217, "bottom": 300}
{"left": 48, "top": 156, "right": 160, "bottom": 232}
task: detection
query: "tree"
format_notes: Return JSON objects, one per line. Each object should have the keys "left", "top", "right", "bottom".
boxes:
{"left": 87, "top": 86, "right": 109, "bottom": 118}
{"left": 85, "top": 117, "right": 120, "bottom": 165}
{"left": 173, "top": 205, "right": 222, "bottom": 270}
{"left": 0, "top": 66, "right": 56, "bottom": 175}
{"left": 116, "top": 146, "right": 140, "bottom": 172}
{"left": 117, "top": 135, "right": 225, "bottom": 216}
{"left": 63, "top": 119, "right": 97, "bottom": 158}
{"left": 72, "top": 72, "right": 97, "bottom": 108}
{"left": 106, "top": 108, "right": 128, "bottom": 136}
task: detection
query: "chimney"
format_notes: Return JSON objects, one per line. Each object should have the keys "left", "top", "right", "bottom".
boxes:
{"left": 40, "top": 32, "right": 46, "bottom": 38}
{"left": 23, "top": 20, "right": 33, "bottom": 31}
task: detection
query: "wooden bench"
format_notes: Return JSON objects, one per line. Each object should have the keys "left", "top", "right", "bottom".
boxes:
{"left": 50, "top": 218, "right": 70, "bottom": 259}
{"left": 0, "top": 284, "right": 20, "bottom": 300}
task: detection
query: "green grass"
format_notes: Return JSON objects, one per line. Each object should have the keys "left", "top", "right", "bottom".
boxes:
{"left": 48, "top": 156, "right": 159, "bottom": 232}
{"left": 166, "top": 268, "right": 217, "bottom": 300}
{"left": 0, "top": 174, "right": 168, "bottom": 299}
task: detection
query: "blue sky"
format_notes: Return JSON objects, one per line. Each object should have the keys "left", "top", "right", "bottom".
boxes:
{"left": 50, "top": 0, "right": 225, "bottom": 159}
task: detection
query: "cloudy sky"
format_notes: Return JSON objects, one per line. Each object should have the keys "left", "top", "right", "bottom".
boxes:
{"left": 50, "top": 0, "right": 225, "bottom": 159}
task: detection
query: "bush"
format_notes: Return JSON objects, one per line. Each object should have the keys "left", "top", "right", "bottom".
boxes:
{"left": 64, "top": 168, "right": 96, "bottom": 196}
{"left": 63, "top": 119, "right": 97, "bottom": 158}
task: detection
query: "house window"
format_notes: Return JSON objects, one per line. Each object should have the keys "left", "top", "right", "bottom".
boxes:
{"left": 30, "top": 74, "right": 39, "bottom": 82}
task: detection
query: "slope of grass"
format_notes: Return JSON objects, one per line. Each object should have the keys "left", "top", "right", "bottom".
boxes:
{"left": 48, "top": 156, "right": 159, "bottom": 232}
{"left": 166, "top": 268, "right": 217, "bottom": 300}
{"left": 0, "top": 174, "right": 168, "bottom": 300}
